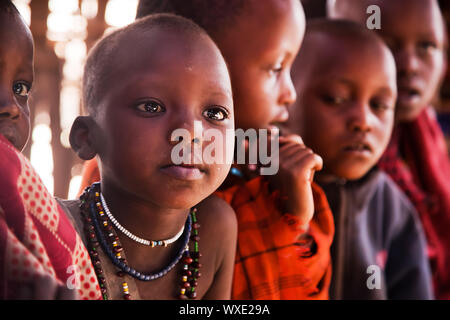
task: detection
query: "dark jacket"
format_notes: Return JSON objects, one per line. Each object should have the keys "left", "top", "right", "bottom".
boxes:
{"left": 320, "top": 168, "right": 433, "bottom": 300}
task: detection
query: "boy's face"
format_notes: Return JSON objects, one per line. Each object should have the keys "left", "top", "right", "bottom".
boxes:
{"left": 289, "top": 35, "right": 397, "bottom": 180}
{"left": 91, "top": 30, "right": 234, "bottom": 209}
{"left": 332, "top": 0, "right": 446, "bottom": 122}
{"left": 214, "top": 0, "right": 305, "bottom": 131}
{"left": 0, "top": 12, "right": 34, "bottom": 151}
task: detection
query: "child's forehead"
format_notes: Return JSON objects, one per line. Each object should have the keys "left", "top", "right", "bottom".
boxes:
{"left": 108, "top": 28, "right": 224, "bottom": 77}
{"left": 299, "top": 32, "right": 394, "bottom": 84}
{"left": 380, "top": 0, "right": 444, "bottom": 33}
{"left": 335, "top": 0, "right": 445, "bottom": 40}
{"left": 92, "top": 26, "right": 231, "bottom": 104}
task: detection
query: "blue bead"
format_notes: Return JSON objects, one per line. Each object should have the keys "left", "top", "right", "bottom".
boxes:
{"left": 130, "top": 269, "right": 136, "bottom": 275}
{"left": 125, "top": 266, "right": 131, "bottom": 272}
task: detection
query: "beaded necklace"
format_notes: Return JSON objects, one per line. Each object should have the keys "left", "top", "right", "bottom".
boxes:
{"left": 100, "top": 193, "right": 185, "bottom": 247}
{"left": 79, "top": 183, "right": 201, "bottom": 300}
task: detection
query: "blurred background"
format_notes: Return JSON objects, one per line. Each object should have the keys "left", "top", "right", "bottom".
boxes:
{"left": 12, "top": 0, "right": 450, "bottom": 199}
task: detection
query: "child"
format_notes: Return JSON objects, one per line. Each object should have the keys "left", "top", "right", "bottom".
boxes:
{"left": 329, "top": 0, "right": 450, "bottom": 300}
{"left": 0, "top": 1, "right": 98, "bottom": 299}
{"left": 287, "top": 19, "right": 433, "bottom": 299}
{"left": 134, "top": 0, "right": 335, "bottom": 300}
{"left": 65, "top": 14, "right": 237, "bottom": 300}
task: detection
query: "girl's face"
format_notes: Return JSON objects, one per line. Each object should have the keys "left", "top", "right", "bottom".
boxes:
{"left": 91, "top": 30, "right": 234, "bottom": 209}
{"left": 0, "top": 12, "right": 34, "bottom": 151}
{"left": 374, "top": 0, "right": 446, "bottom": 122}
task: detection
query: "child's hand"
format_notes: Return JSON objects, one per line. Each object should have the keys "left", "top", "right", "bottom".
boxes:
{"left": 13, "top": 274, "right": 79, "bottom": 300}
{"left": 268, "top": 134, "right": 323, "bottom": 228}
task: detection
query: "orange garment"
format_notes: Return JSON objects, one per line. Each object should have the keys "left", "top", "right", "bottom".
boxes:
{"left": 77, "top": 159, "right": 100, "bottom": 197}
{"left": 215, "top": 176, "right": 334, "bottom": 300}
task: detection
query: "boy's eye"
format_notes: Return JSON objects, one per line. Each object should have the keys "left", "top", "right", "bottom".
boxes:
{"left": 203, "top": 107, "right": 229, "bottom": 121}
{"left": 136, "top": 101, "right": 165, "bottom": 113}
{"left": 13, "top": 82, "right": 30, "bottom": 97}
{"left": 418, "top": 41, "right": 437, "bottom": 53}
{"left": 370, "top": 100, "right": 392, "bottom": 112}
{"left": 270, "top": 65, "right": 283, "bottom": 75}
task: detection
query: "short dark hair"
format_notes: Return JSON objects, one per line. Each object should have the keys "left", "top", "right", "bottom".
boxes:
{"left": 82, "top": 13, "right": 212, "bottom": 114}
{"left": 136, "top": 0, "right": 247, "bottom": 36}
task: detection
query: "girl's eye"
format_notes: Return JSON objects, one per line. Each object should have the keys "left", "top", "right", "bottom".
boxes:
{"left": 136, "top": 101, "right": 165, "bottom": 113}
{"left": 13, "top": 82, "right": 30, "bottom": 97}
{"left": 322, "top": 94, "right": 346, "bottom": 106}
{"left": 203, "top": 107, "right": 228, "bottom": 121}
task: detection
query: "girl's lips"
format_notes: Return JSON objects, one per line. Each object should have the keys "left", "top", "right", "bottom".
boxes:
{"left": 160, "top": 165, "right": 204, "bottom": 181}
{"left": 397, "top": 88, "right": 422, "bottom": 106}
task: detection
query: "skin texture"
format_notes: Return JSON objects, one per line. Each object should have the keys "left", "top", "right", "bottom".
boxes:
{"left": 70, "top": 23, "right": 237, "bottom": 299}
{"left": 288, "top": 28, "right": 398, "bottom": 181}
{"left": 0, "top": 10, "right": 33, "bottom": 151}
{"left": 210, "top": 0, "right": 322, "bottom": 223}
{"left": 213, "top": 0, "right": 303, "bottom": 131}
{"left": 329, "top": 0, "right": 446, "bottom": 122}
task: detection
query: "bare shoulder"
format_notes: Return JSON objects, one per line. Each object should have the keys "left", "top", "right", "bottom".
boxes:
{"left": 194, "top": 195, "right": 237, "bottom": 268}
{"left": 194, "top": 195, "right": 237, "bottom": 299}
{"left": 195, "top": 194, "right": 237, "bottom": 239}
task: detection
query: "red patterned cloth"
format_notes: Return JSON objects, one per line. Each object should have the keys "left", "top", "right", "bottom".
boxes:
{"left": 216, "top": 176, "right": 334, "bottom": 300}
{"left": 0, "top": 135, "right": 101, "bottom": 300}
{"left": 378, "top": 107, "right": 450, "bottom": 299}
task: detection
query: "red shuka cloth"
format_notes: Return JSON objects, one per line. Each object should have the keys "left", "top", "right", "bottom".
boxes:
{"left": 378, "top": 107, "right": 450, "bottom": 299}
{"left": 0, "top": 135, "right": 101, "bottom": 299}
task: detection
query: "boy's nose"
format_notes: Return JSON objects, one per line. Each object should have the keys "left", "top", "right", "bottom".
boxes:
{"left": 348, "top": 104, "right": 372, "bottom": 133}
{"left": 395, "top": 46, "right": 420, "bottom": 77}
{"left": 278, "top": 73, "right": 297, "bottom": 107}
{"left": 169, "top": 111, "right": 203, "bottom": 144}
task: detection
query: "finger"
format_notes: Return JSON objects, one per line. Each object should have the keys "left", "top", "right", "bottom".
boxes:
{"left": 280, "top": 146, "right": 314, "bottom": 164}
{"left": 283, "top": 153, "right": 323, "bottom": 181}
{"left": 295, "top": 152, "right": 323, "bottom": 171}
{"left": 279, "top": 134, "right": 304, "bottom": 146}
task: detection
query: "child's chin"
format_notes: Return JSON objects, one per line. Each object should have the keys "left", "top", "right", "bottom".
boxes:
{"left": 155, "top": 192, "right": 206, "bottom": 211}
{"left": 335, "top": 166, "right": 371, "bottom": 182}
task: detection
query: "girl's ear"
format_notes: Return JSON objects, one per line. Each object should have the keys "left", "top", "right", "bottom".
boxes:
{"left": 69, "top": 116, "right": 98, "bottom": 160}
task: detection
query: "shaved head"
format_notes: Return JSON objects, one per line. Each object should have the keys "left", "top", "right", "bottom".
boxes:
{"left": 292, "top": 19, "right": 393, "bottom": 87}
{"left": 82, "top": 13, "right": 217, "bottom": 115}
{"left": 327, "top": 0, "right": 447, "bottom": 121}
